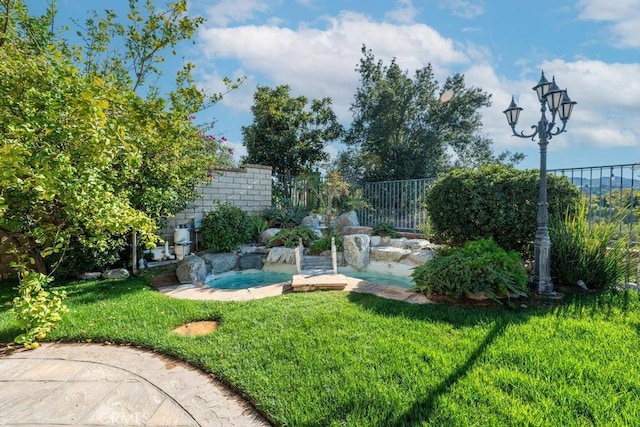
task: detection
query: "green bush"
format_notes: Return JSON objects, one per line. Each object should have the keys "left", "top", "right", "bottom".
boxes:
{"left": 309, "top": 232, "right": 343, "bottom": 255}
{"left": 48, "top": 235, "right": 128, "bottom": 278}
{"left": 263, "top": 204, "right": 308, "bottom": 229}
{"left": 412, "top": 238, "right": 529, "bottom": 300}
{"left": 550, "top": 197, "right": 633, "bottom": 290}
{"left": 10, "top": 271, "right": 68, "bottom": 346}
{"left": 250, "top": 214, "right": 269, "bottom": 240}
{"left": 371, "top": 222, "right": 400, "bottom": 238}
{"left": 200, "top": 203, "right": 255, "bottom": 252}
{"left": 425, "top": 165, "right": 580, "bottom": 255}
{"left": 268, "top": 226, "right": 318, "bottom": 248}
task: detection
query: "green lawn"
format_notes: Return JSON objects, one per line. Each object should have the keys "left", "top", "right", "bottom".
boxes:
{"left": 1, "top": 277, "right": 639, "bottom": 426}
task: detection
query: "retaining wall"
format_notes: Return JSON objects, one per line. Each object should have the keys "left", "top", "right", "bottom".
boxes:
{"left": 160, "top": 164, "right": 273, "bottom": 244}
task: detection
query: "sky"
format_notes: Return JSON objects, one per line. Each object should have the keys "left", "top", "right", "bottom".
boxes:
{"left": 27, "top": 0, "right": 640, "bottom": 172}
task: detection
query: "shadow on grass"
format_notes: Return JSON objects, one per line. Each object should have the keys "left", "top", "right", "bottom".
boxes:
{"left": 345, "top": 290, "right": 535, "bottom": 328}
{"left": 391, "top": 319, "right": 510, "bottom": 426}
{"left": 60, "top": 276, "right": 153, "bottom": 306}
{"left": 1, "top": 275, "right": 153, "bottom": 308}
{"left": 0, "top": 276, "right": 157, "bottom": 344}
{"left": 342, "top": 291, "right": 537, "bottom": 425}
{"left": 344, "top": 288, "right": 640, "bottom": 426}
{"left": 552, "top": 287, "right": 640, "bottom": 320}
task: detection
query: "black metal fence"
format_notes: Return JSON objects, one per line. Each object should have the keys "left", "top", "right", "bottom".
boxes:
{"left": 548, "top": 163, "right": 639, "bottom": 224}
{"left": 273, "top": 163, "right": 640, "bottom": 237}
{"left": 357, "top": 178, "right": 436, "bottom": 231}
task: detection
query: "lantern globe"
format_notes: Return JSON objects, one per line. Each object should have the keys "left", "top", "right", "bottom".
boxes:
{"left": 532, "top": 71, "right": 551, "bottom": 102}
{"left": 502, "top": 96, "right": 523, "bottom": 126}
{"left": 545, "top": 78, "right": 564, "bottom": 112}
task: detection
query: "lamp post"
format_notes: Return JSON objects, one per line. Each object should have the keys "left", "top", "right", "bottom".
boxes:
{"left": 503, "top": 71, "right": 577, "bottom": 295}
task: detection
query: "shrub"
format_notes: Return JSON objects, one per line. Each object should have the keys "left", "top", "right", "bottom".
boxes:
{"left": 200, "top": 203, "right": 255, "bottom": 252}
{"left": 250, "top": 214, "right": 269, "bottom": 240}
{"left": 371, "top": 222, "right": 400, "bottom": 238}
{"left": 309, "top": 232, "right": 343, "bottom": 255}
{"left": 263, "top": 204, "right": 308, "bottom": 229}
{"left": 425, "top": 165, "right": 580, "bottom": 255}
{"left": 268, "top": 226, "right": 318, "bottom": 248}
{"left": 50, "top": 235, "right": 128, "bottom": 278}
{"left": 412, "top": 238, "right": 529, "bottom": 300}
{"left": 10, "top": 271, "right": 68, "bottom": 346}
{"left": 550, "top": 197, "right": 633, "bottom": 290}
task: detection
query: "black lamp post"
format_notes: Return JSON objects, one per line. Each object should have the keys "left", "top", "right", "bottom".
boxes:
{"left": 503, "top": 71, "right": 577, "bottom": 295}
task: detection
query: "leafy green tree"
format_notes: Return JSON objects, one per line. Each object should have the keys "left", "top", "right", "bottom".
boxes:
{"left": 66, "top": 0, "right": 242, "bottom": 219}
{"left": 0, "top": 0, "right": 240, "bottom": 275}
{"left": 343, "top": 45, "right": 522, "bottom": 182}
{"left": 0, "top": 41, "right": 159, "bottom": 274}
{"left": 242, "top": 85, "right": 344, "bottom": 175}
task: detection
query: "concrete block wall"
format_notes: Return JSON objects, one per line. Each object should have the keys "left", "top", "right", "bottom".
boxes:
{"left": 161, "top": 164, "right": 273, "bottom": 244}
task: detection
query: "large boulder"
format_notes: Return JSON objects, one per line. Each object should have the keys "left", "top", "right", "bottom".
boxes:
{"left": 239, "top": 253, "right": 264, "bottom": 270}
{"left": 406, "top": 239, "right": 433, "bottom": 250}
{"left": 265, "top": 247, "right": 297, "bottom": 264}
{"left": 101, "top": 269, "right": 130, "bottom": 280}
{"left": 200, "top": 253, "right": 239, "bottom": 275}
{"left": 343, "top": 234, "right": 370, "bottom": 269}
{"left": 389, "top": 238, "right": 409, "bottom": 248}
{"left": 370, "top": 247, "right": 412, "bottom": 263}
{"left": 342, "top": 226, "right": 372, "bottom": 236}
{"left": 260, "top": 228, "right": 281, "bottom": 245}
{"left": 336, "top": 211, "right": 360, "bottom": 231}
{"left": 302, "top": 213, "right": 324, "bottom": 228}
{"left": 176, "top": 255, "right": 207, "bottom": 284}
{"left": 369, "top": 235, "right": 382, "bottom": 247}
{"left": 406, "top": 250, "right": 436, "bottom": 265}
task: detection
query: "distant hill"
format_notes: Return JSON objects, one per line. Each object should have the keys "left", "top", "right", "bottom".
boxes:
{"left": 563, "top": 175, "right": 640, "bottom": 195}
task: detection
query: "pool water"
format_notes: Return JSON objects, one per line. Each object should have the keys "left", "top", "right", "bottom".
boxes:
{"left": 344, "top": 271, "right": 415, "bottom": 289}
{"left": 205, "top": 269, "right": 415, "bottom": 290}
{"left": 206, "top": 270, "right": 292, "bottom": 289}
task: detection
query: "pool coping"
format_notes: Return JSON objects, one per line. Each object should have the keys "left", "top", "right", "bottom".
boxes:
{"left": 152, "top": 273, "right": 433, "bottom": 305}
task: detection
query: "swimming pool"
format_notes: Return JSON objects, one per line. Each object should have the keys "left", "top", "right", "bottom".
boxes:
{"left": 343, "top": 271, "right": 415, "bottom": 289}
{"left": 204, "top": 269, "right": 415, "bottom": 290}
{"left": 205, "top": 270, "right": 292, "bottom": 290}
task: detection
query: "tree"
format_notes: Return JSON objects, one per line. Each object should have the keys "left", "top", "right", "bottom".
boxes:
{"left": 0, "top": 41, "right": 158, "bottom": 274}
{"left": 68, "top": 0, "right": 242, "bottom": 219}
{"left": 242, "top": 85, "right": 343, "bottom": 176}
{"left": 342, "top": 45, "right": 521, "bottom": 183}
{"left": 0, "top": 0, "right": 240, "bottom": 275}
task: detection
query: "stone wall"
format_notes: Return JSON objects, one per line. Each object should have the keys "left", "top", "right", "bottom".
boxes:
{"left": 160, "top": 164, "right": 273, "bottom": 243}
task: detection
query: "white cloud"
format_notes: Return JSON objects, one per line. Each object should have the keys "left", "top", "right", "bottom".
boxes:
{"left": 577, "top": 0, "right": 640, "bottom": 48}
{"left": 197, "top": 11, "right": 469, "bottom": 123}
{"left": 385, "top": 0, "right": 419, "bottom": 24}
{"left": 197, "top": 0, "right": 273, "bottom": 27}
{"left": 491, "top": 59, "right": 640, "bottom": 154}
{"left": 437, "top": 0, "right": 484, "bottom": 19}
{"left": 193, "top": 3, "right": 640, "bottom": 167}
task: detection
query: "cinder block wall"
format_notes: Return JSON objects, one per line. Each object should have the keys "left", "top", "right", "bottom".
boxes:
{"left": 160, "top": 164, "right": 273, "bottom": 244}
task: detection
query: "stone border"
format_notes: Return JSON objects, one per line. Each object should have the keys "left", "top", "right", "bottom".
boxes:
{"left": 154, "top": 274, "right": 433, "bottom": 305}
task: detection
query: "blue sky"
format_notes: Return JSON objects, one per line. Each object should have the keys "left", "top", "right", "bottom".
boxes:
{"left": 28, "top": 0, "right": 640, "bottom": 172}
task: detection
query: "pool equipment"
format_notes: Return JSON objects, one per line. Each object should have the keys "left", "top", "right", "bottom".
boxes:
{"left": 174, "top": 224, "right": 191, "bottom": 260}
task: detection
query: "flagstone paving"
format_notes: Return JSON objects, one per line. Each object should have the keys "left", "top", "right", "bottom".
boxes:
{"left": 0, "top": 343, "right": 269, "bottom": 426}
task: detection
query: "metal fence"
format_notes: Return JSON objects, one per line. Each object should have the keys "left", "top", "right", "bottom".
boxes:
{"left": 354, "top": 163, "right": 640, "bottom": 234}
{"left": 274, "top": 163, "right": 640, "bottom": 236}
{"left": 357, "top": 178, "right": 436, "bottom": 231}
{"left": 549, "top": 163, "right": 640, "bottom": 247}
